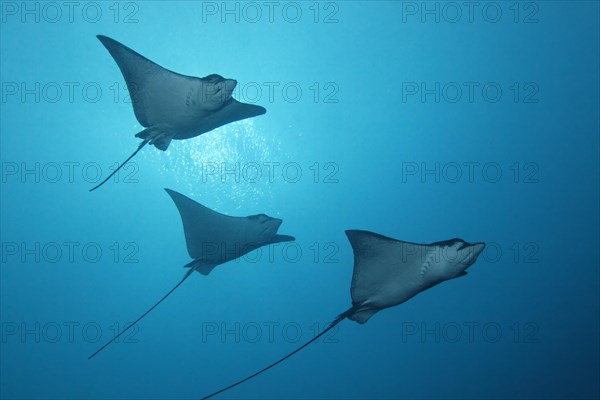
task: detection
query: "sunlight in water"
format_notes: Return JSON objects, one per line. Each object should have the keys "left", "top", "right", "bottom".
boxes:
{"left": 144, "top": 120, "right": 282, "bottom": 211}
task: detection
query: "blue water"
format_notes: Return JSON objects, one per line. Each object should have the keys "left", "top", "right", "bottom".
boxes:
{"left": 1, "top": 1, "right": 599, "bottom": 399}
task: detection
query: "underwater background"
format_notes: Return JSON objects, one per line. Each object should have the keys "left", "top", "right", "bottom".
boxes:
{"left": 1, "top": 1, "right": 599, "bottom": 399}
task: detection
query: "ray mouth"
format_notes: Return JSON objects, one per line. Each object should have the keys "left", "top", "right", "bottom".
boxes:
{"left": 460, "top": 243, "right": 486, "bottom": 263}
{"left": 470, "top": 242, "right": 486, "bottom": 254}
{"left": 458, "top": 241, "right": 485, "bottom": 252}
{"left": 271, "top": 218, "right": 283, "bottom": 232}
{"left": 260, "top": 218, "right": 282, "bottom": 238}
{"left": 225, "top": 79, "right": 238, "bottom": 90}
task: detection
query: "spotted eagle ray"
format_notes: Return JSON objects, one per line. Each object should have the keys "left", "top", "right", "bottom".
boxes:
{"left": 200, "top": 229, "right": 485, "bottom": 399}
{"left": 90, "top": 35, "right": 266, "bottom": 191}
{"left": 87, "top": 189, "right": 294, "bottom": 359}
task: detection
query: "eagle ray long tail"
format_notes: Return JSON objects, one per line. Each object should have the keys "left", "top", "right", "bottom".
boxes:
{"left": 199, "top": 307, "right": 355, "bottom": 400}
{"left": 87, "top": 264, "right": 195, "bottom": 359}
{"left": 89, "top": 137, "right": 149, "bottom": 192}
